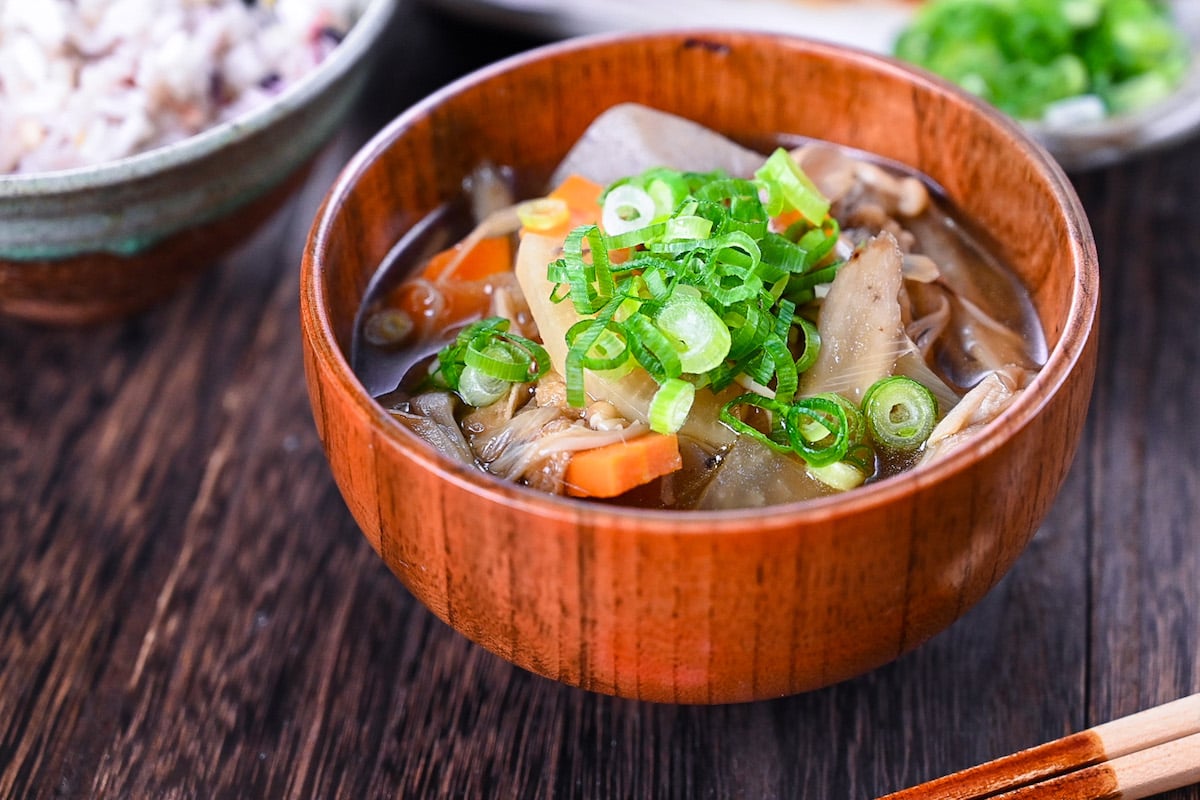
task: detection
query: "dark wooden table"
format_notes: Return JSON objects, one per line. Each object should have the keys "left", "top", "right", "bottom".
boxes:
{"left": 3, "top": 4, "right": 1198, "bottom": 798}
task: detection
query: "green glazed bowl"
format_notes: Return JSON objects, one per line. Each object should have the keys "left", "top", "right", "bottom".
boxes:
{"left": 0, "top": 0, "right": 396, "bottom": 324}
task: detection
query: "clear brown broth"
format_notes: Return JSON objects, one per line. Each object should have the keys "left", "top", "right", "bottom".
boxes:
{"left": 352, "top": 141, "right": 1047, "bottom": 508}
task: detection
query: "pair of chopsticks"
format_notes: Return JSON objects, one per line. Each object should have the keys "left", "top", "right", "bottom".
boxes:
{"left": 879, "top": 693, "right": 1200, "bottom": 799}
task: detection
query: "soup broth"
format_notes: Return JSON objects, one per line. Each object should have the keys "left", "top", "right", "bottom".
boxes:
{"left": 353, "top": 108, "right": 1046, "bottom": 510}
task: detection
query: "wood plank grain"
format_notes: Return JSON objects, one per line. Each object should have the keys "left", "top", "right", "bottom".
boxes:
{"left": 1079, "top": 147, "right": 1200, "bottom": 783}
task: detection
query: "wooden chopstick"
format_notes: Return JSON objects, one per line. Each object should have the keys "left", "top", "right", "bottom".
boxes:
{"left": 879, "top": 694, "right": 1200, "bottom": 800}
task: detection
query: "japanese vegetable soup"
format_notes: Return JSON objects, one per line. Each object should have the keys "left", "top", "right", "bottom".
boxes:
{"left": 353, "top": 104, "right": 1046, "bottom": 510}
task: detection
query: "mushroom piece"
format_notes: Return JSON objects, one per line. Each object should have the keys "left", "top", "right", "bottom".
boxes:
{"left": 799, "top": 232, "right": 908, "bottom": 404}
{"left": 919, "top": 366, "right": 1036, "bottom": 465}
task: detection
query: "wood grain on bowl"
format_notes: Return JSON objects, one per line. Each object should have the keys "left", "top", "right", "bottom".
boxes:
{"left": 301, "top": 31, "right": 1099, "bottom": 703}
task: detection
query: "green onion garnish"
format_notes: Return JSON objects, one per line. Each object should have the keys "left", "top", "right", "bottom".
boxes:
{"left": 654, "top": 287, "right": 731, "bottom": 374}
{"left": 601, "top": 184, "right": 659, "bottom": 236}
{"left": 457, "top": 363, "right": 510, "bottom": 407}
{"left": 539, "top": 154, "right": 842, "bottom": 436}
{"left": 862, "top": 375, "right": 939, "bottom": 452}
{"left": 718, "top": 387, "right": 883, "bottom": 481}
{"left": 892, "top": 0, "right": 1190, "bottom": 121}
{"left": 434, "top": 317, "right": 551, "bottom": 407}
{"left": 649, "top": 377, "right": 696, "bottom": 434}
{"left": 784, "top": 395, "right": 850, "bottom": 468}
{"left": 517, "top": 197, "right": 569, "bottom": 232}
{"left": 718, "top": 393, "right": 794, "bottom": 454}
{"left": 793, "top": 316, "right": 821, "bottom": 374}
{"left": 755, "top": 147, "right": 832, "bottom": 225}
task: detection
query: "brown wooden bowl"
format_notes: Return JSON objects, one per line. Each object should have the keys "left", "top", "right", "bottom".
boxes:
{"left": 301, "top": 30, "right": 1099, "bottom": 703}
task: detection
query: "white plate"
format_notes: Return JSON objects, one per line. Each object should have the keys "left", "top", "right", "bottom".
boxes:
{"left": 424, "top": 0, "right": 914, "bottom": 54}
{"left": 423, "top": 0, "right": 1200, "bottom": 170}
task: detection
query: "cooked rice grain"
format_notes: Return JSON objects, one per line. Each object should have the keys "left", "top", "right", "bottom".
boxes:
{"left": 0, "top": 0, "right": 367, "bottom": 174}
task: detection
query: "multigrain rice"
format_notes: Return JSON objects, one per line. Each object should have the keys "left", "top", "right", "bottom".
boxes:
{"left": 0, "top": 0, "right": 368, "bottom": 174}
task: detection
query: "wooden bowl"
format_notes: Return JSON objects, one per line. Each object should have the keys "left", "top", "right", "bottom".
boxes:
{"left": 301, "top": 30, "right": 1099, "bottom": 703}
{"left": 0, "top": 0, "right": 396, "bottom": 325}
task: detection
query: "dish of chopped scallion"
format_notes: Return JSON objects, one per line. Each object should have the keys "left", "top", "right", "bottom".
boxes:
{"left": 892, "top": 0, "right": 1190, "bottom": 125}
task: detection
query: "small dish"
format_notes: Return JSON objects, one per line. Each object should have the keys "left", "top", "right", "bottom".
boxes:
{"left": 0, "top": 0, "right": 397, "bottom": 325}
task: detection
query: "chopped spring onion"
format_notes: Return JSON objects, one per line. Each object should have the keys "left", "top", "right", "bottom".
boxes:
{"left": 892, "top": 0, "right": 1190, "bottom": 121}
{"left": 624, "top": 312, "right": 683, "bottom": 383}
{"left": 718, "top": 392, "right": 850, "bottom": 467}
{"left": 755, "top": 147, "right": 831, "bottom": 225}
{"left": 517, "top": 197, "right": 569, "bottom": 231}
{"left": 808, "top": 460, "right": 868, "bottom": 492}
{"left": 719, "top": 388, "right": 880, "bottom": 480}
{"left": 457, "top": 363, "right": 510, "bottom": 407}
{"left": 649, "top": 377, "right": 696, "bottom": 434}
{"left": 602, "top": 184, "right": 658, "bottom": 235}
{"left": 792, "top": 316, "right": 821, "bottom": 374}
{"left": 862, "top": 375, "right": 939, "bottom": 452}
{"left": 544, "top": 155, "right": 842, "bottom": 432}
{"left": 434, "top": 317, "right": 551, "bottom": 406}
{"left": 563, "top": 302, "right": 627, "bottom": 407}
{"left": 363, "top": 308, "right": 414, "bottom": 347}
{"left": 664, "top": 215, "right": 713, "bottom": 242}
{"left": 784, "top": 395, "right": 850, "bottom": 468}
{"left": 719, "top": 393, "right": 793, "bottom": 454}
{"left": 654, "top": 288, "right": 732, "bottom": 373}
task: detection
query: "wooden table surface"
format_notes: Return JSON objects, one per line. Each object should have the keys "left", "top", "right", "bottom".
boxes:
{"left": 3, "top": 5, "right": 1198, "bottom": 799}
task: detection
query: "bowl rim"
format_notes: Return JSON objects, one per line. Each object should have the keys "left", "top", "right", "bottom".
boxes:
{"left": 0, "top": 0, "right": 397, "bottom": 197}
{"left": 304, "top": 28, "right": 1100, "bottom": 531}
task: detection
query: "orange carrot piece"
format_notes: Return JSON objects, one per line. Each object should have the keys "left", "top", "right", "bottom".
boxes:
{"left": 771, "top": 208, "right": 804, "bottom": 233}
{"left": 421, "top": 235, "right": 512, "bottom": 283}
{"left": 550, "top": 174, "right": 604, "bottom": 217}
{"left": 523, "top": 173, "right": 604, "bottom": 240}
{"left": 565, "top": 433, "right": 683, "bottom": 498}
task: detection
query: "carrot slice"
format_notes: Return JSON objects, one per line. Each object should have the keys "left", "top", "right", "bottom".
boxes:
{"left": 564, "top": 433, "right": 683, "bottom": 498}
{"left": 549, "top": 174, "right": 604, "bottom": 218}
{"left": 523, "top": 173, "right": 604, "bottom": 240}
{"left": 421, "top": 234, "right": 513, "bottom": 283}
{"left": 771, "top": 208, "right": 804, "bottom": 233}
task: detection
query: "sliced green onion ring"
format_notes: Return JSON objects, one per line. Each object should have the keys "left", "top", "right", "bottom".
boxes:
{"left": 434, "top": 318, "right": 552, "bottom": 406}
{"left": 862, "top": 375, "right": 939, "bottom": 452}
{"left": 793, "top": 316, "right": 821, "bottom": 374}
{"left": 649, "top": 378, "right": 696, "bottom": 434}
{"left": 602, "top": 184, "right": 658, "bottom": 235}
{"left": 604, "top": 221, "right": 667, "bottom": 250}
{"left": 654, "top": 289, "right": 732, "bottom": 374}
{"left": 564, "top": 299, "right": 625, "bottom": 406}
{"left": 785, "top": 396, "right": 849, "bottom": 467}
{"left": 555, "top": 225, "right": 615, "bottom": 314}
{"left": 624, "top": 313, "right": 682, "bottom": 382}
{"left": 763, "top": 335, "right": 797, "bottom": 404}
{"left": 755, "top": 147, "right": 831, "bottom": 225}
{"left": 808, "top": 460, "right": 867, "bottom": 492}
{"left": 457, "top": 364, "right": 510, "bottom": 407}
{"left": 664, "top": 215, "right": 714, "bottom": 242}
{"left": 565, "top": 318, "right": 630, "bottom": 372}
{"left": 464, "top": 340, "right": 534, "bottom": 383}
{"left": 517, "top": 197, "right": 569, "bottom": 232}
{"left": 719, "top": 393, "right": 793, "bottom": 453}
